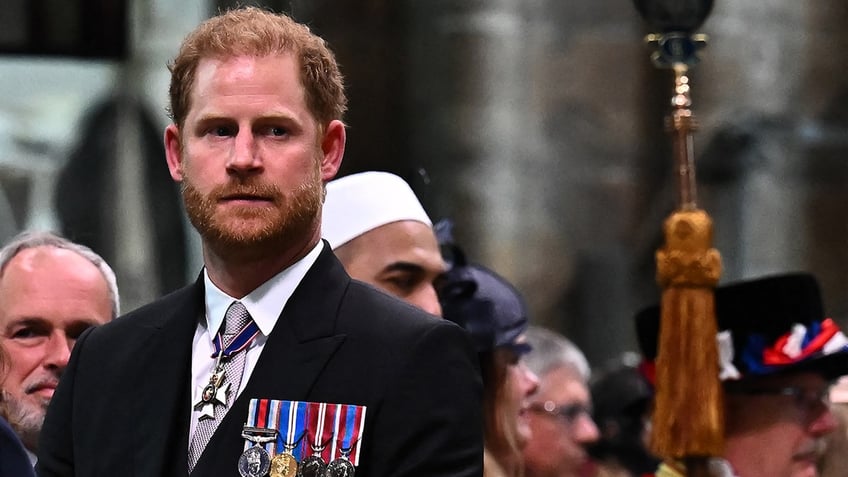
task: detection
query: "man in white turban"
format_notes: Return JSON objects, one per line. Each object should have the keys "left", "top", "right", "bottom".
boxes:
{"left": 322, "top": 171, "right": 445, "bottom": 316}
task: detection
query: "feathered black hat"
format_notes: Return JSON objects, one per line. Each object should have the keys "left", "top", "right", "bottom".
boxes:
{"left": 636, "top": 273, "right": 848, "bottom": 382}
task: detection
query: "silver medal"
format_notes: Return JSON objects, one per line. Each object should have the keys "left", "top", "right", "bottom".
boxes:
{"left": 296, "top": 454, "right": 327, "bottom": 477}
{"left": 323, "top": 457, "right": 355, "bottom": 477}
{"left": 238, "top": 446, "right": 271, "bottom": 477}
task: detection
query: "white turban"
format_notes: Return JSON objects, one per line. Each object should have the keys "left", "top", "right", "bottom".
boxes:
{"left": 321, "top": 171, "right": 432, "bottom": 249}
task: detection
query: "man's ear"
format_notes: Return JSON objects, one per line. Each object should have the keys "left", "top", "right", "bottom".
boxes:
{"left": 164, "top": 124, "right": 184, "bottom": 182}
{"left": 319, "top": 120, "right": 346, "bottom": 182}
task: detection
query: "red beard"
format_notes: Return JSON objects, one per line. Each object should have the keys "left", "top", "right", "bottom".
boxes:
{"left": 181, "top": 170, "right": 323, "bottom": 261}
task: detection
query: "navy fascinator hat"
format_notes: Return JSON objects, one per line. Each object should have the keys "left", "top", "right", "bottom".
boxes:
{"left": 436, "top": 220, "right": 531, "bottom": 355}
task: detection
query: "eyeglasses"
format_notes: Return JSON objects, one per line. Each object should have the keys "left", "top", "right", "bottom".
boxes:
{"left": 527, "top": 400, "right": 593, "bottom": 425}
{"left": 730, "top": 385, "right": 831, "bottom": 414}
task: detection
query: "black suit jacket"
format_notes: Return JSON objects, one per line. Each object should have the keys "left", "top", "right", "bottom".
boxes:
{"left": 37, "top": 245, "right": 483, "bottom": 477}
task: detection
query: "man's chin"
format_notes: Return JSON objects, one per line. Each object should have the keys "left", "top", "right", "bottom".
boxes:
{"left": 2, "top": 397, "right": 46, "bottom": 451}
{"left": 207, "top": 216, "right": 318, "bottom": 257}
{"left": 205, "top": 228, "right": 287, "bottom": 258}
{"left": 790, "top": 458, "right": 820, "bottom": 477}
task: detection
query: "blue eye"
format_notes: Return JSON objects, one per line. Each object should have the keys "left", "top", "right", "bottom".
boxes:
{"left": 12, "top": 327, "right": 37, "bottom": 339}
{"left": 213, "top": 126, "right": 234, "bottom": 136}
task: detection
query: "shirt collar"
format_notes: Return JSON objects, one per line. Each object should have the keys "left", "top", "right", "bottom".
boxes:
{"left": 203, "top": 241, "right": 324, "bottom": 339}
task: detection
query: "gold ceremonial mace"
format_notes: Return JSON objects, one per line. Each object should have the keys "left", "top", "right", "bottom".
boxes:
{"left": 632, "top": 2, "right": 723, "bottom": 476}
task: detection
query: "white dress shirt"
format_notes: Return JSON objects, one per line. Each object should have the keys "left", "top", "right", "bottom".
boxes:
{"left": 188, "top": 241, "right": 323, "bottom": 441}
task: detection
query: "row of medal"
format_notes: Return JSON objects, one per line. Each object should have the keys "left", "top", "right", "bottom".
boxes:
{"left": 237, "top": 399, "right": 366, "bottom": 477}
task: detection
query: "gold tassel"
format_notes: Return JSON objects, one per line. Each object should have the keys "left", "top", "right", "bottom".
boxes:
{"left": 652, "top": 209, "right": 724, "bottom": 460}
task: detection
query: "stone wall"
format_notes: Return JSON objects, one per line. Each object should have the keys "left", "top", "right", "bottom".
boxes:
{"left": 313, "top": 0, "right": 848, "bottom": 364}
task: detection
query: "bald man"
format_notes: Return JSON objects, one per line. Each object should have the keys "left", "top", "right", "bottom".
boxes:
{"left": 322, "top": 171, "right": 446, "bottom": 316}
{"left": 0, "top": 231, "right": 118, "bottom": 462}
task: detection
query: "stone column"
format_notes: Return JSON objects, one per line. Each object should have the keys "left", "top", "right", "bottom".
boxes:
{"left": 403, "top": 0, "right": 651, "bottom": 364}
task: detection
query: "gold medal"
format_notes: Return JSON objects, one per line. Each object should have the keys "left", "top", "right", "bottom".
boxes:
{"left": 270, "top": 452, "right": 298, "bottom": 477}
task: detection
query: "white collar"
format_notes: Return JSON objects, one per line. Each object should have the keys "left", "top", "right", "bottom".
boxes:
{"left": 708, "top": 458, "right": 739, "bottom": 477}
{"left": 202, "top": 241, "right": 324, "bottom": 339}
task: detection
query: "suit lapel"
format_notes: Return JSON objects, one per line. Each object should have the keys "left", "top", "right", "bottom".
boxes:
{"left": 245, "top": 244, "right": 351, "bottom": 397}
{"left": 191, "top": 244, "right": 351, "bottom": 475}
{"left": 132, "top": 279, "right": 204, "bottom": 476}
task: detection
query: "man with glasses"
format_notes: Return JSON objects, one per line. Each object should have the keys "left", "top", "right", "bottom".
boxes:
{"left": 636, "top": 273, "right": 848, "bottom": 477}
{"left": 522, "top": 326, "right": 600, "bottom": 477}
